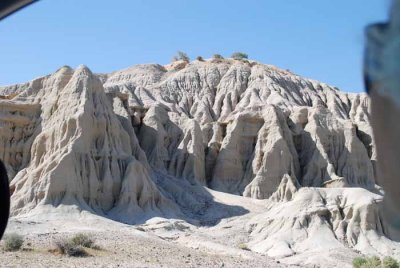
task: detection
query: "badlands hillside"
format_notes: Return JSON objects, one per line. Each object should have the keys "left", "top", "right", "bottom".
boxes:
{"left": 0, "top": 58, "right": 399, "bottom": 267}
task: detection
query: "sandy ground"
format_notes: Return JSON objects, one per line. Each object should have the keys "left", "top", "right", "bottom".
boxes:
{"left": 0, "top": 189, "right": 356, "bottom": 268}
{"left": 1, "top": 219, "right": 290, "bottom": 268}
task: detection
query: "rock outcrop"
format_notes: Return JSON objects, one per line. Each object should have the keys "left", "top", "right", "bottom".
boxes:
{"left": 247, "top": 188, "right": 393, "bottom": 258}
{"left": 1, "top": 66, "right": 178, "bottom": 222}
{"left": 1, "top": 59, "right": 395, "bottom": 262}
{"left": 101, "top": 60, "right": 376, "bottom": 198}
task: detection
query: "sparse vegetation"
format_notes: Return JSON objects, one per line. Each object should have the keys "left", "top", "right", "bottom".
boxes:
{"left": 56, "top": 65, "right": 72, "bottom": 72}
{"left": 212, "top": 54, "right": 224, "bottom": 59}
{"left": 352, "top": 256, "right": 399, "bottom": 268}
{"left": 3, "top": 233, "right": 24, "bottom": 251}
{"left": 238, "top": 243, "right": 250, "bottom": 251}
{"left": 353, "top": 257, "right": 368, "bottom": 268}
{"left": 196, "top": 56, "right": 204, "bottom": 61}
{"left": 53, "top": 233, "right": 98, "bottom": 257}
{"left": 368, "top": 256, "right": 382, "bottom": 267}
{"left": 231, "top": 52, "right": 248, "bottom": 60}
{"left": 54, "top": 239, "right": 88, "bottom": 257}
{"left": 210, "top": 53, "right": 225, "bottom": 63}
{"left": 383, "top": 256, "right": 400, "bottom": 268}
{"left": 70, "top": 233, "right": 95, "bottom": 248}
{"left": 172, "top": 51, "right": 190, "bottom": 62}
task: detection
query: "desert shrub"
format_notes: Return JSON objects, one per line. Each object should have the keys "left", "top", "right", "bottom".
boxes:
{"left": 383, "top": 256, "right": 400, "bottom": 268}
{"left": 53, "top": 233, "right": 97, "bottom": 257}
{"left": 231, "top": 52, "right": 248, "bottom": 60}
{"left": 70, "top": 233, "right": 95, "bottom": 248}
{"left": 196, "top": 56, "right": 204, "bottom": 61}
{"left": 3, "top": 233, "right": 24, "bottom": 251}
{"left": 172, "top": 51, "right": 190, "bottom": 62}
{"left": 368, "top": 256, "right": 382, "bottom": 267}
{"left": 56, "top": 65, "right": 72, "bottom": 72}
{"left": 212, "top": 54, "right": 224, "bottom": 59}
{"left": 353, "top": 257, "right": 368, "bottom": 268}
{"left": 352, "top": 256, "right": 394, "bottom": 268}
{"left": 238, "top": 243, "right": 250, "bottom": 251}
{"left": 54, "top": 239, "right": 88, "bottom": 257}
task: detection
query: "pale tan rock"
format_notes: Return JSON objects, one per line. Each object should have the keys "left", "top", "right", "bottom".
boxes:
{"left": 297, "top": 106, "right": 375, "bottom": 188}
{"left": 1, "top": 60, "right": 397, "bottom": 266}
{"left": 0, "top": 101, "right": 41, "bottom": 179}
{"left": 247, "top": 187, "right": 398, "bottom": 260}
{"left": 3, "top": 66, "right": 178, "bottom": 221}
{"left": 0, "top": 60, "right": 380, "bottom": 207}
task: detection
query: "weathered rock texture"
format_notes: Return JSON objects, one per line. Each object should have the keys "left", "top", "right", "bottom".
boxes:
{"left": 1, "top": 66, "right": 178, "bottom": 222}
{"left": 1, "top": 59, "right": 396, "bottom": 261}
{"left": 102, "top": 60, "right": 376, "bottom": 196}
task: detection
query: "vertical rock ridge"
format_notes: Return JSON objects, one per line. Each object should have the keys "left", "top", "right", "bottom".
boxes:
{"left": 7, "top": 66, "right": 177, "bottom": 221}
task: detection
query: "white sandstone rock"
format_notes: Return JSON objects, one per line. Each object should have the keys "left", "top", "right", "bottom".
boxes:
{"left": 0, "top": 59, "right": 397, "bottom": 266}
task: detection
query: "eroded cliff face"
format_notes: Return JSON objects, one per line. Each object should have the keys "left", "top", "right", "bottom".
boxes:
{"left": 1, "top": 59, "right": 392, "bottom": 260}
{"left": 1, "top": 66, "right": 179, "bottom": 222}
{"left": 102, "top": 59, "right": 376, "bottom": 198}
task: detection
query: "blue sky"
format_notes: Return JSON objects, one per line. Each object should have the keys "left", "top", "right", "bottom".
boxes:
{"left": 0, "top": 0, "right": 389, "bottom": 92}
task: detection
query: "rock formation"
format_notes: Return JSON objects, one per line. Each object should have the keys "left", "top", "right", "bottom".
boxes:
{"left": 1, "top": 59, "right": 397, "bottom": 262}
{"left": 102, "top": 60, "right": 376, "bottom": 196}
{"left": 246, "top": 187, "right": 395, "bottom": 259}
{"left": 1, "top": 66, "right": 178, "bottom": 222}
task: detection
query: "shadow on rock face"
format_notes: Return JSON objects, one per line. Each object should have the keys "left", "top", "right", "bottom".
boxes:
{"left": 131, "top": 118, "right": 250, "bottom": 226}
{"left": 152, "top": 170, "right": 250, "bottom": 227}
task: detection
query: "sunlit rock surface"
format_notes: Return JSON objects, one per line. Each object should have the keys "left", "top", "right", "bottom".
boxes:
{"left": 1, "top": 59, "right": 397, "bottom": 266}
